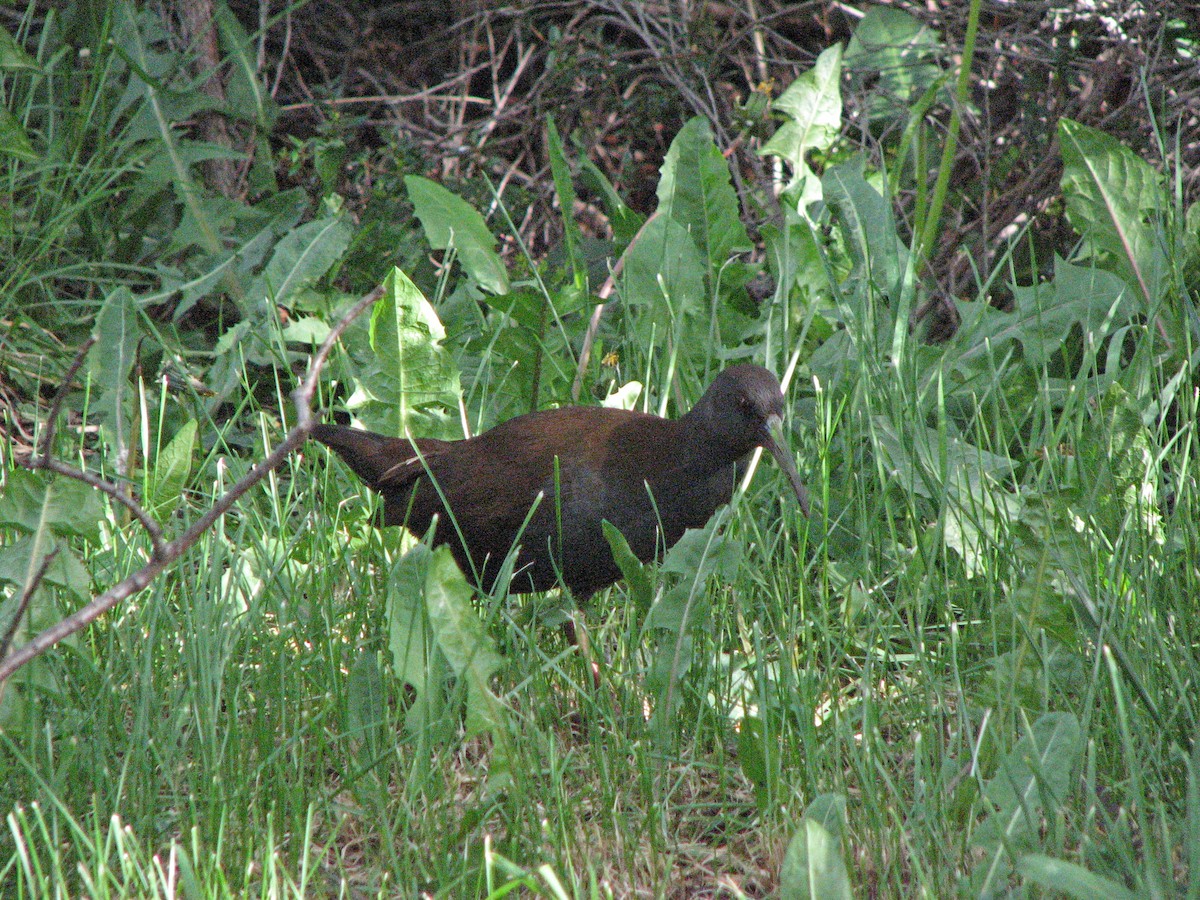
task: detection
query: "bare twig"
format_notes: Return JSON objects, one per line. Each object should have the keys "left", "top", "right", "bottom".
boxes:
{"left": 0, "top": 548, "right": 57, "bottom": 663}
{"left": 30, "top": 456, "right": 169, "bottom": 559}
{"left": 571, "top": 209, "right": 659, "bottom": 401}
{"left": 38, "top": 337, "right": 95, "bottom": 462}
{"left": 0, "top": 286, "right": 382, "bottom": 683}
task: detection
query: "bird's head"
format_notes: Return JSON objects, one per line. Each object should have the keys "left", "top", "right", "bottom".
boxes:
{"left": 690, "top": 364, "right": 810, "bottom": 516}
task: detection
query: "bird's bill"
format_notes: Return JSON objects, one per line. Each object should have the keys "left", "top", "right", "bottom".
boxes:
{"left": 764, "top": 415, "right": 810, "bottom": 517}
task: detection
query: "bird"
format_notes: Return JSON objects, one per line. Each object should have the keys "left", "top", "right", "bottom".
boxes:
{"left": 311, "top": 364, "right": 808, "bottom": 599}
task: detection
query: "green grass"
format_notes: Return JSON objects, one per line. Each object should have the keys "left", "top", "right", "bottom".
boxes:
{"left": 3, "top": 310, "right": 1197, "bottom": 897}
{"left": 2, "top": 3, "right": 1198, "bottom": 896}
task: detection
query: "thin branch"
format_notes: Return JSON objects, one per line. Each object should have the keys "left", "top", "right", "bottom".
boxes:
{"left": 38, "top": 337, "right": 95, "bottom": 461}
{"left": 571, "top": 210, "right": 658, "bottom": 401}
{"left": 0, "top": 286, "right": 382, "bottom": 683}
{"left": 0, "top": 548, "right": 57, "bottom": 663}
{"left": 25, "top": 456, "right": 169, "bottom": 559}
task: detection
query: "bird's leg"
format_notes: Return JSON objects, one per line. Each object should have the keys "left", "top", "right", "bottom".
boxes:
{"left": 562, "top": 609, "right": 601, "bottom": 690}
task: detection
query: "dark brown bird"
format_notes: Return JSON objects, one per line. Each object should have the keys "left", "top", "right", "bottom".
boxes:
{"left": 312, "top": 365, "right": 808, "bottom": 597}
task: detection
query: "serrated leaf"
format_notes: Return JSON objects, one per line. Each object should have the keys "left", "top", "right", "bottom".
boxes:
{"left": 1059, "top": 118, "right": 1166, "bottom": 305}
{"left": 644, "top": 516, "right": 741, "bottom": 741}
{"left": 405, "top": 175, "right": 509, "bottom": 294}
{"left": 823, "top": 157, "right": 909, "bottom": 306}
{"left": 1073, "top": 381, "right": 1161, "bottom": 544}
{"left": 761, "top": 44, "right": 843, "bottom": 211}
{"left": 0, "top": 103, "right": 37, "bottom": 162}
{"left": 386, "top": 544, "right": 450, "bottom": 736}
{"left": 0, "top": 469, "right": 104, "bottom": 541}
{"left": 872, "top": 417, "right": 1018, "bottom": 577}
{"left": 972, "top": 712, "right": 1083, "bottom": 893}
{"left": 576, "top": 150, "right": 645, "bottom": 246}
{"left": 659, "top": 517, "right": 742, "bottom": 580}
{"left": 89, "top": 288, "right": 141, "bottom": 459}
{"left": 844, "top": 7, "right": 943, "bottom": 123}
{"left": 214, "top": 3, "right": 278, "bottom": 128}
{"left": 657, "top": 116, "right": 750, "bottom": 268}
{"left": 620, "top": 213, "right": 706, "bottom": 339}
{"left": 0, "top": 26, "right": 39, "bottom": 72}
{"left": 0, "top": 536, "right": 91, "bottom": 602}
{"left": 256, "top": 216, "right": 353, "bottom": 310}
{"left": 953, "top": 257, "right": 1135, "bottom": 374}
{"left": 601, "top": 521, "right": 654, "bottom": 612}
{"left": 346, "top": 267, "right": 463, "bottom": 440}
{"left": 424, "top": 547, "right": 506, "bottom": 737}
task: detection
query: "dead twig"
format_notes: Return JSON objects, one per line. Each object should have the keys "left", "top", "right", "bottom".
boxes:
{"left": 571, "top": 209, "right": 659, "bottom": 401}
{"left": 0, "top": 548, "right": 58, "bottom": 663}
{"left": 0, "top": 286, "right": 382, "bottom": 683}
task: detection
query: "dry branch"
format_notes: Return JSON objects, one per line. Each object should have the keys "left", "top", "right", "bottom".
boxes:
{"left": 0, "top": 286, "right": 383, "bottom": 683}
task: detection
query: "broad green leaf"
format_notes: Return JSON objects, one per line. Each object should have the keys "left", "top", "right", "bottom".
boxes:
{"left": 424, "top": 548, "right": 513, "bottom": 790}
{"left": 659, "top": 517, "right": 742, "bottom": 581}
{"left": 280, "top": 315, "right": 331, "bottom": 345}
{"left": 576, "top": 149, "right": 645, "bottom": 246}
{"left": 953, "top": 257, "right": 1134, "bottom": 373}
{"left": 486, "top": 286, "right": 552, "bottom": 330}
{"left": 872, "top": 417, "right": 1018, "bottom": 577}
{"left": 346, "top": 267, "right": 463, "bottom": 440}
{"left": 168, "top": 191, "right": 245, "bottom": 257}
{"left": 1059, "top": 118, "right": 1166, "bottom": 306}
{"left": 159, "top": 188, "right": 309, "bottom": 319}
{"left": 0, "top": 469, "right": 104, "bottom": 541}
{"left": 761, "top": 44, "right": 843, "bottom": 212}
{"left": 601, "top": 520, "right": 654, "bottom": 613}
{"left": 844, "top": 6, "right": 943, "bottom": 124}
{"left": 425, "top": 547, "right": 504, "bottom": 714}
{"left": 147, "top": 420, "right": 197, "bottom": 519}
{"left": 780, "top": 816, "right": 853, "bottom": 900}
{"left": 620, "top": 213, "right": 706, "bottom": 340}
{"left": 657, "top": 116, "right": 750, "bottom": 269}
{"left": 0, "top": 26, "right": 38, "bottom": 71}
{"left": 346, "top": 652, "right": 386, "bottom": 740}
{"left": 387, "top": 544, "right": 451, "bottom": 737}
{"left": 0, "top": 104, "right": 37, "bottom": 162}
{"left": 88, "top": 288, "right": 140, "bottom": 458}
{"left": 644, "top": 516, "right": 740, "bottom": 739}
{"left": 972, "top": 712, "right": 1083, "bottom": 893}
{"left": 737, "top": 716, "right": 771, "bottom": 806}
{"left": 214, "top": 3, "right": 278, "bottom": 128}
{"left": 1074, "top": 381, "right": 1161, "bottom": 544}
{"left": 823, "top": 157, "right": 909, "bottom": 308}
{"left": 405, "top": 175, "right": 509, "bottom": 294}
{"left": 804, "top": 794, "right": 848, "bottom": 839}
{"left": 1016, "top": 854, "right": 1138, "bottom": 900}
{"left": 761, "top": 214, "right": 832, "bottom": 315}
{"left": 255, "top": 215, "right": 353, "bottom": 310}
{"left": 0, "top": 535, "right": 91, "bottom": 603}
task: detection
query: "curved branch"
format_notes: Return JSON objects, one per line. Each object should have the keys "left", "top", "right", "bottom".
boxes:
{"left": 0, "top": 286, "right": 382, "bottom": 683}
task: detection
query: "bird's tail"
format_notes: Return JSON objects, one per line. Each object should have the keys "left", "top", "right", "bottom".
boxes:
{"left": 310, "top": 423, "right": 421, "bottom": 488}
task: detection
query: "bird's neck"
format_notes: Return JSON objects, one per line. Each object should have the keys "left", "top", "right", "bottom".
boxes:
{"left": 674, "top": 406, "right": 742, "bottom": 475}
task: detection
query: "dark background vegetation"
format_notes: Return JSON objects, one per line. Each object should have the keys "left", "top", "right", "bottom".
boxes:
{"left": 262, "top": 0, "right": 1199, "bottom": 293}
{"left": 2, "top": 1, "right": 1199, "bottom": 897}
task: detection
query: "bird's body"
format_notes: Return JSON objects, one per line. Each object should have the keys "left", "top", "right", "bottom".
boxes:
{"left": 312, "top": 365, "right": 807, "bottom": 597}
